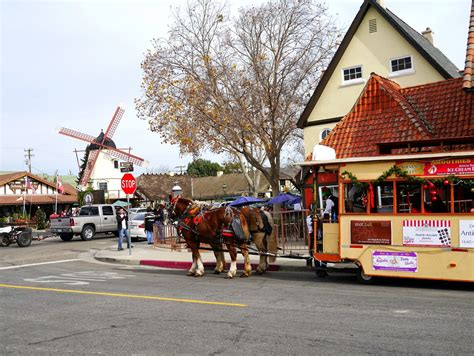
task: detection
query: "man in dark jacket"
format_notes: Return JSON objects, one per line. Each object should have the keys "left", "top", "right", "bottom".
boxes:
{"left": 154, "top": 205, "right": 165, "bottom": 242}
{"left": 116, "top": 208, "right": 132, "bottom": 250}
{"left": 144, "top": 207, "right": 155, "bottom": 245}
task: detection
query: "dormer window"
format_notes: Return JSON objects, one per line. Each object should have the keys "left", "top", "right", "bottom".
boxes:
{"left": 389, "top": 55, "right": 415, "bottom": 77}
{"left": 341, "top": 65, "right": 364, "bottom": 86}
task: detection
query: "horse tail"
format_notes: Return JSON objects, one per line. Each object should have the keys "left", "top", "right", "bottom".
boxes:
{"left": 264, "top": 211, "right": 277, "bottom": 262}
{"left": 238, "top": 211, "right": 251, "bottom": 242}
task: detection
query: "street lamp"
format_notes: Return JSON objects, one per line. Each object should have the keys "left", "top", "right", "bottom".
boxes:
{"left": 171, "top": 182, "right": 182, "bottom": 197}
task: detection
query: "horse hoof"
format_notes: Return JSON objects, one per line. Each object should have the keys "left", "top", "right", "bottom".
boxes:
{"left": 225, "top": 274, "right": 234, "bottom": 279}
{"left": 239, "top": 273, "right": 250, "bottom": 278}
{"left": 213, "top": 270, "right": 221, "bottom": 275}
{"left": 187, "top": 271, "right": 196, "bottom": 277}
{"left": 255, "top": 269, "right": 264, "bottom": 275}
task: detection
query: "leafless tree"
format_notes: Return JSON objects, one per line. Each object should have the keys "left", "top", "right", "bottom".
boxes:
{"left": 136, "top": 0, "right": 340, "bottom": 195}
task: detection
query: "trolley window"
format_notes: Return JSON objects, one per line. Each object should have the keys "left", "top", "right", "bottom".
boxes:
{"left": 454, "top": 183, "right": 473, "bottom": 213}
{"left": 397, "top": 183, "right": 422, "bottom": 213}
{"left": 424, "top": 188, "right": 450, "bottom": 213}
{"left": 344, "top": 183, "right": 367, "bottom": 213}
{"left": 372, "top": 182, "right": 394, "bottom": 213}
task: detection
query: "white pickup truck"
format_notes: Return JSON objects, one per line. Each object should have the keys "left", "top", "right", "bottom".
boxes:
{"left": 49, "top": 204, "right": 118, "bottom": 241}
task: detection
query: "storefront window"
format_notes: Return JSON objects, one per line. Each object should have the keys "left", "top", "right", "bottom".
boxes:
{"left": 424, "top": 187, "right": 450, "bottom": 213}
{"left": 344, "top": 183, "right": 367, "bottom": 213}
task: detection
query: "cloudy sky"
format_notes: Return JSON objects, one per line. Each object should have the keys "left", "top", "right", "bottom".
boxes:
{"left": 1, "top": 0, "right": 471, "bottom": 177}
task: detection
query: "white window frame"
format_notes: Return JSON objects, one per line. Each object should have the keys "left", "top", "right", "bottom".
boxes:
{"left": 341, "top": 65, "right": 364, "bottom": 87}
{"left": 98, "top": 182, "right": 108, "bottom": 191}
{"left": 389, "top": 55, "right": 415, "bottom": 78}
{"left": 320, "top": 128, "right": 331, "bottom": 141}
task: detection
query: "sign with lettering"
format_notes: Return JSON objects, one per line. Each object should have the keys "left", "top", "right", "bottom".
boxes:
{"left": 459, "top": 220, "right": 474, "bottom": 248}
{"left": 424, "top": 158, "right": 474, "bottom": 176}
{"left": 351, "top": 220, "right": 392, "bottom": 245}
{"left": 403, "top": 220, "right": 451, "bottom": 247}
{"left": 372, "top": 251, "right": 417, "bottom": 272}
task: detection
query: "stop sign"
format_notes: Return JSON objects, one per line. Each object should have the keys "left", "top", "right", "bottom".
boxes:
{"left": 121, "top": 173, "right": 136, "bottom": 195}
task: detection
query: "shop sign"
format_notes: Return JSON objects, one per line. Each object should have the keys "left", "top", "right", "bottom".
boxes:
{"left": 424, "top": 158, "right": 474, "bottom": 176}
{"left": 459, "top": 220, "right": 474, "bottom": 248}
{"left": 372, "top": 251, "right": 418, "bottom": 272}
{"left": 351, "top": 220, "right": 391, "bottom": 245}
{"left": 396, "top": 161, "right": 424, "bottom": 175}
{"left": 403, "top": 220, "right": 451, "bottom": 247}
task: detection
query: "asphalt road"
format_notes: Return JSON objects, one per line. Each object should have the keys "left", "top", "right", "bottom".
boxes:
{"left": 0, "top": 236, "right": 473, "bottom": 355}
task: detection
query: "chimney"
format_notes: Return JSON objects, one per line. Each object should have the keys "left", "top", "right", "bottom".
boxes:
{"left": 422, "top": 27, "right": 434, "bottom": 45}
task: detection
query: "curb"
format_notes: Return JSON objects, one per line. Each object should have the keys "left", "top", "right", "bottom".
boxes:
{"left": 139, "top": 260, "right": 282, "bottom": 271}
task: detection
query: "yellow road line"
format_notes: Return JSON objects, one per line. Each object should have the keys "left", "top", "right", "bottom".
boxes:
{"left": 0, "top": 283, "right": 247, "bottom": 308}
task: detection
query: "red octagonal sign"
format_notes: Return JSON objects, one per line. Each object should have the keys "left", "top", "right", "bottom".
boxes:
{"left": 121, "top": 173, "right": 136, "bottom": 195}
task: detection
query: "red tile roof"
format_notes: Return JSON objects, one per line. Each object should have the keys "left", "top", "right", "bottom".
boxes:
{"left": 322, "top": 74, "right": 474, "bottom": 158}
{"left": 463, "top": 1, "right": 474, "bottom": 91}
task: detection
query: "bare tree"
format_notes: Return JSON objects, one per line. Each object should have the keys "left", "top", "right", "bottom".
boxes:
{"left": 136, "top": 0, "right": 340, "bottom": 195}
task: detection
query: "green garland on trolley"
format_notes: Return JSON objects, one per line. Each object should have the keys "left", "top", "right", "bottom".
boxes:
{"left": 341, "top": 165, "right": 474, "bottom": 189}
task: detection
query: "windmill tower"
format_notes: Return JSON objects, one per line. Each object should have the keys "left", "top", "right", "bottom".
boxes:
{"left": 58, "top": 105, "right": 147, "bottom": 199}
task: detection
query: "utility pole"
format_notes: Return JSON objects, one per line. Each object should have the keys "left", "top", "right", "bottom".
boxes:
{"left": 175, "top": 165, "right": 186, "bottom": 175}
{"left": 24, "top": 148, "right": 34, "bottom": 173}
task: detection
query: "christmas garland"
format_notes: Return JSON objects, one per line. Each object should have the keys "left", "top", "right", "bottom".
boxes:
{"left": 341, "top": 166, "right": 474, "bottom": 189}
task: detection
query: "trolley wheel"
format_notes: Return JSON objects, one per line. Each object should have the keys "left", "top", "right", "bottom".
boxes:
{"left": 356, "top": 266, "right": 375, "bottom": 284}
{"left": 59, "top": 233, "right": 74, "bottom": 241}
{"left": 17, "top": 228, "right": 32, "bottom": 248}
{"left": 1, "top": 234, "right": 11, "bottom": 247}
{"left": 81, "top": 225, "right": 95, "bottom": 241}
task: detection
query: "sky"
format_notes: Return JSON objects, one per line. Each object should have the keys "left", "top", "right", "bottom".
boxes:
{"left": 1, "top": 0, "right": 471, "bottom": 177}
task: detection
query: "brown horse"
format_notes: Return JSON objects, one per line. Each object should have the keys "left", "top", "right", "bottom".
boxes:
{"left": 240, "top": 207, "right": 277, "bottom": 274}
{"left": 168, "top": 196, "right": 252, "bottom": 278}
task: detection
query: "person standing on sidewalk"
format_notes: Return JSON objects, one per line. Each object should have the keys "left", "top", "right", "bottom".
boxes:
{"left": 154, "top": 204, "right": 165, "bottom": 242}
{"left": 116, "top": 208, "right": 132, "bottom": 251}
{"left": 144, "top": 207, "right": 155, "bottom": 245}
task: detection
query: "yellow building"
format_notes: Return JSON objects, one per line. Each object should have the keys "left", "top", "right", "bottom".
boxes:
{"left": 297, "top": 0, "right": 461, "bottom": 156}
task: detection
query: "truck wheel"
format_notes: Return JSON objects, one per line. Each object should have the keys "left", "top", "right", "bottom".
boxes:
{"left": 0, "top": 234, "right": 11, "bottom": 247}
{"left": 356, "top": 266, "right": 375, "bottom": 284}
{"left": 17, "top": 229, "right": 32, "bottom": 247}
{"left": 59, "top": 233, "right": 74, "bottom": 241}
{"left": 81, "top": 225, "right": 95, "bottom": 241}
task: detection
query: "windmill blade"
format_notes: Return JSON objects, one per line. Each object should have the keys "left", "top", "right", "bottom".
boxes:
{"left": 103, "top": 105, "right": 125, "bottom": 141}
{"left": 58, "top": 127, "right": 98, "bottom": 144}
{"left": 106, "top": 147, "right": 148, "bottom": 167}
{"left": 80, "top": 149, "right": 100, "bottom": 186}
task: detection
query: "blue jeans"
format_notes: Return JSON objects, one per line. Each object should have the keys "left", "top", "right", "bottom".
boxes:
{"left": 118, "top": 228, "right": 130, "bottom": 249}
{"left": 146, "top": 230, "right": 153, "bottom": 244}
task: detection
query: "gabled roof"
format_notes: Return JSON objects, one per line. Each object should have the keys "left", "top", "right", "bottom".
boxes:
{"left": 321, "top": 74, "right": 474, "bottom": 158}
{"left": 0, "top": 171, "right": 76, "bottom": 195}
{"left": 297, "top": 0, "right": 461, "bottom": 129}
{"left": 463, "top": 2, "right": 474, "bottom": 91}
{"left": 136, "top": 174, "right": 192, "bottom": 201}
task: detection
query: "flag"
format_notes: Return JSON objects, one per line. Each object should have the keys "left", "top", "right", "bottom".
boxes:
{"left": 25, "top": 176, "right": 35, "bottom": 194}
{"left": 57, "top": 176, "right": 64, "bottom": 194}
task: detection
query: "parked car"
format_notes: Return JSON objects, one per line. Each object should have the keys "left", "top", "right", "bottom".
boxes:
{"left": 127, "top": 207, "right": 147, "bottom": 217}
{"left": 49, "top": 204, "right": 118, "bottom": 241}
{"left": 129, "top": 213, "right": 146, "bottom": 240}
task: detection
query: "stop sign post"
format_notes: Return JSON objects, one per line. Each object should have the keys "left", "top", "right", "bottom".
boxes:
{"left": 121, "top": 173, "right": 136, "bottom": 255}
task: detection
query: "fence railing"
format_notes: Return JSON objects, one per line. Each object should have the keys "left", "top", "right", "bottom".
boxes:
{"left": 152, "top": 209, "right": 312, "bottom": 257}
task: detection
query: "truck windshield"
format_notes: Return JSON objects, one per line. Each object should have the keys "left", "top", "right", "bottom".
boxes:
{"left": 79, "top": 207, "right": 99, "bottom": 216}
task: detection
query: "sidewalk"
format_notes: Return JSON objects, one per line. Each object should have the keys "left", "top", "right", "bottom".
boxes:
{"left": 94, "top": 241, "right": 313, "bottom": 273}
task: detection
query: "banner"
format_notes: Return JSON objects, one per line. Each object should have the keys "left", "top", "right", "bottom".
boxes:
{"left": 424, "top": 158, "right": 474, "bottom": 176}
{"left": 403, "top": 220, "right": 451, "bottom": 247}
{"left": 351, "top": 220, "right": 391, "bottom": 245}
{"left": 459, "top": 220, "right": 474, "bottom": 248}
{"left": 372, "top": 251, "right": 417, "bottom": 272}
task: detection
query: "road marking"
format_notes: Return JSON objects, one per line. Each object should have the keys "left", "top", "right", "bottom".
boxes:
{"left": 24, "top": 271, "right": 135, "bottom": 286}
{"left": 0, "top": 259, "right": 82, "bottom": 270}
{"left": 0, "top": 283, "right": 247, "bottom": 307}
